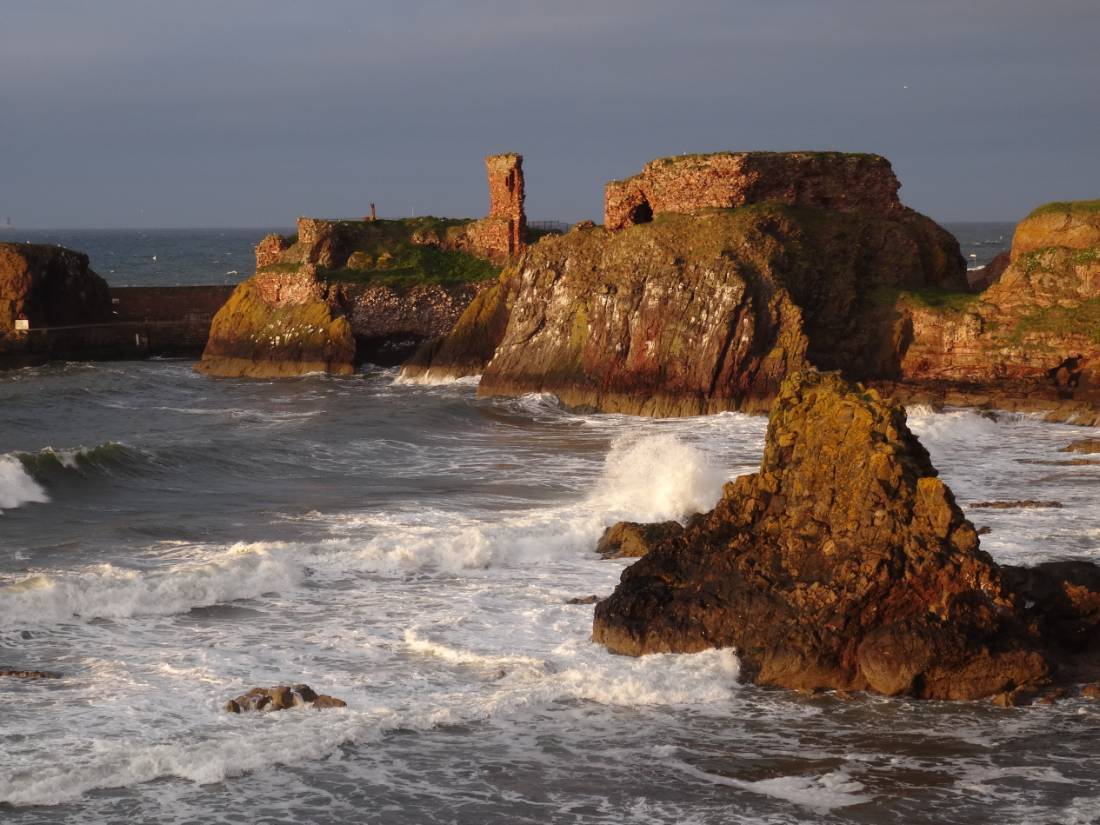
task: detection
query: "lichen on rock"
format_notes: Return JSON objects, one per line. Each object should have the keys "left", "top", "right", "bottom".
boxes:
{"left": 592, "top": 370, "right": 1100, "bottom": 701}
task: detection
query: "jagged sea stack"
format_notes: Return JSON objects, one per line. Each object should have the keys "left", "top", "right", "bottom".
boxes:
{"left": 592, "top": 370, "right": 1100, "bottom": 701}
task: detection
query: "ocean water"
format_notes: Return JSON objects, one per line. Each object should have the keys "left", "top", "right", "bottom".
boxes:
{"left": 4, "top": 222, "right": 1015, "bottom": 288}
{"left": 2, "top": 362, "right": 1100, "bottom": 824}
{"left": 6, "top": 229, "right": 286, "bottom": 287}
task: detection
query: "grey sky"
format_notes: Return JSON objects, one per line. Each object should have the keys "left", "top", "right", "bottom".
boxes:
{"left": 1, "top": 0, "right": 1096, "bottom": 228}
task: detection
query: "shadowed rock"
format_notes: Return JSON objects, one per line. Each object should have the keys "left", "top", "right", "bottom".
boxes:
{"left": 593, "top": 370, "right": 1100, "bottom": 701}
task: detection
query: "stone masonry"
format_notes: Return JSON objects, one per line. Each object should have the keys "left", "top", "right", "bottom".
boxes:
{"left": 604, "top": 151, "right": 904, "bottom": 230}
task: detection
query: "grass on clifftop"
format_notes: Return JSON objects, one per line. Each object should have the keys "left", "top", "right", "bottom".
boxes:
{"left": 1027, "top": 200, "right": 1100, "bottom": 219}
{"left": 869, "top": 286, "right": 980, "bottom": 313}
{"left": 264, "top": 217, "right": 500, "bottom": 287}
{"left": 1008, "top": 297, "right": 1100, "bottom": 345}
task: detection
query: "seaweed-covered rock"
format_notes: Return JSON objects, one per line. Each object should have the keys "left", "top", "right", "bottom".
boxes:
{"left": 593, "top": 371, "right": 1100, "bottom": 700}
{"left": 196, "top": 267, "right": 356, "bottom": 378}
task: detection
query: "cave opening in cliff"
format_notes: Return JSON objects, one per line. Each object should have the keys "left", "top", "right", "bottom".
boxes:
{"left": 628, "top": 199, "right": 653, "bottom": 225}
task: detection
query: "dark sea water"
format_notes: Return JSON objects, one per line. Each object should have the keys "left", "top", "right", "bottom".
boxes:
{"left": 1, "top": 363, "right": 1099, "bottom": 825}
{"left": 5, "top": 228, "right": 288, "bottom": 287}
{"left": 5, "top": 220, "right": 1100, "bottom": 825}
{"left": 3, "top": 222, "right": 1014, "bottom": 288}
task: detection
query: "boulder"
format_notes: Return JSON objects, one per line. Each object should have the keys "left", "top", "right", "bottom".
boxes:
{"left": 224, "top": 684, "right": 346, "bottom": 713}
{"left": 592, "top": 370, "right": 1100, "bottom": 700}
{"left": 596, "top": 521, "right": 684, "bottom": 559}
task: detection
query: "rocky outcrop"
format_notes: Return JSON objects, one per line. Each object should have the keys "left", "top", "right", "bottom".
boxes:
{"left": 197, "top": 212, "right": 503, "bottom": 378}
{"left": 888, "top": 200, "right": 1100, "bottom": 420}
{"left": 196, "top": 266, "right": 357, "bottom": 378}
{"left": 404, "top": 169, "right": 964, "bottom": 413}
{"left": 1, "top": 243, "right": 112, "bottom": 342}
{"left": 604, "top": 152, "right": 903, "bottom": 230}
{"left": 225, "top": 684, "right": 347, "bottom": 713}
{"left": 592, "top": 371, "right": 1100, "bottom": 701}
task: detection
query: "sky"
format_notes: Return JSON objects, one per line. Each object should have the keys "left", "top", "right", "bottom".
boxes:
{"left": 1, "top": 0, "right": 1097, "bottom": 228}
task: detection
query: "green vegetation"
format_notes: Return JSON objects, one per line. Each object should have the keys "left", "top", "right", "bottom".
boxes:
{"left": 318, "top": 245, "right": 498, "bottom": 287}
{"left": 1017, "top": 246, "right": 1100, "bottom": 276}
{"left": 1008, "top": 297, "right": 1100, "bottom": 345}
{"left": 260, "top": 217, "right": 500, "bottom": 287}
{"left": 868, "top": 286, "right": 980, "bottom": 313}
{"left": 1026, "top": 200, "right": 1100, "bottom": 219}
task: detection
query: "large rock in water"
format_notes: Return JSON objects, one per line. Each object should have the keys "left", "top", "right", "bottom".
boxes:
{"left": 402, "top": 152, "right": 965, "bottom": 414}
{"left": 196, "top": 266, "right": 356, "bottom": 378}
{"left": 0, "top": 243, "right": 112, "bottom": 342}
{"left": 592, "top": 371, "right": 1100, "bottom": 701}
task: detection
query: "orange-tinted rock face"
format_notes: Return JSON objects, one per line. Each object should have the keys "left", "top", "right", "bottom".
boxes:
{"left": 897, "top": 201, "right": 1100, "bottom": 404}
{"left": 604, "top": 152, "right": 903, "bottom": 230}
{"left": 255, "top": 234, "right": 292, "bottom": 269}
{"left": 449, "top": 154, "right": 527, "bottom": 264}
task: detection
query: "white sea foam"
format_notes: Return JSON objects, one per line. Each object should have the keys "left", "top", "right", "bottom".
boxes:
{"left": 0, "top": 454, "right": 49, "bottom": 512}
{"left": 590, "top": 432, "right": 728, "bottom": 522}
{"left": 667, "top": 759, "right": 871, "bottom": 811}
{"left": 392, "top": 370, "right": 481, "bottom": 387}
{"left": 0, "top": 544, "right": 302, "bottom": 624}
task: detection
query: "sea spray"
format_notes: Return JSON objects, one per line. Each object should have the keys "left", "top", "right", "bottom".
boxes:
{"left": 0, "top": 454, "right": 49, "bottom": 512}
{"left": 590, "top": 433, "right": 728, "bottom": 523}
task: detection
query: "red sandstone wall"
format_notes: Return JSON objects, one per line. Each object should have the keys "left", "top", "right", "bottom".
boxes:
{"left": 604, "top": 152, "right": 903, "bottom": 230}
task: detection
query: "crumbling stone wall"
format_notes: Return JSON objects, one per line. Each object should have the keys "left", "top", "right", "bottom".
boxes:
{"left": 452, "top": 153, "right": 527, "bottom": 264}
{"left": 255, "top": 234, "right": 292, "bottom": 269}
{"left": 604, "top": 152, "right": 903, "bottom": 230}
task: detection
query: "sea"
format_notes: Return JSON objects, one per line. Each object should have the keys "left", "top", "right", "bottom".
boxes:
{"left": 5, "top": 223, "right": 1100, "bottom": 825}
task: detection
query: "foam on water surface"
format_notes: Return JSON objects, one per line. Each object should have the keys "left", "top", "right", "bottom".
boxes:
{"left": 2, "top": 365, "right": 1099, "bottom": 823}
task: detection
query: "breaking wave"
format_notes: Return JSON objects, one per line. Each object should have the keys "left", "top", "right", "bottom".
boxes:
{"left": 0, "top": 454, "right": 49, "bottom": 512}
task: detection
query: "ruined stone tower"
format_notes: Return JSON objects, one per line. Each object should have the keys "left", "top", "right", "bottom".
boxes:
{"left": 485, "top": 153, "right": 526, "bottom": 259}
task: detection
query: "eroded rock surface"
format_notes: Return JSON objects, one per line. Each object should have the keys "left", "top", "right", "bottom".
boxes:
{"left": 592, "top": 371, "right": 1100, "bottom": 701}
{"left": 196, "top": 266, "right": 356, "bottom": 378}
{"left": 891, "top": 200, "right": 1100, "bottom": 420}
{"left": 604, "top": 152, "right": 904, "bottom": 230}
{"left": 405, "top": 189, "right": 963, "bottom": 413}
{"left": 225, "top": 684, "right": 347, "bottom": 713}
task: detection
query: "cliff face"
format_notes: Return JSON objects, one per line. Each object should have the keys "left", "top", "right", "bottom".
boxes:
{"left": 404, "top": 183, "right": 963, "bottom": 414}
{"left": 592, "top": 371, "right": 1100, "bottom": 702}
{"left": 890, "top": 200, "right": 1100, "bottom": 419}
{"left": 604, "top": 152, "right": 903, "bottom": 231}
{"left": 0, "top": 243, "right": 112, "bottom": 338}
{"left": 196, "top": 267, "right": 357, "bottom": 378}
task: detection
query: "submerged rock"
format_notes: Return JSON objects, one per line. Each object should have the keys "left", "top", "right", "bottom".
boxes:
{"left": 0, "top": 669, "right": 62, "bottom": 679}
{"left": 224, "top": 684, "right": 347, "bottom": 713}
{"left": 592, "top": 370, "right": 1100, "bottom": 701}
{"left": 1062, "top": 438, "right": 1100, "bottom": 454}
